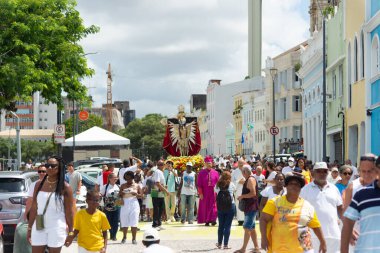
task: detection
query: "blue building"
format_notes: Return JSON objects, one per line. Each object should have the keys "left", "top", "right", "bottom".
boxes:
{"left": 365, "top": 0, "right": 380, "bottom": 155}
{"left": 298, "top": 30, "right": 324, "bottom": 163}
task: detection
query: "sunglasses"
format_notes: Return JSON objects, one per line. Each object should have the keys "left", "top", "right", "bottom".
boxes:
{"left": 38, "top": 170, "right": 46, "bottom": 174}
{"left": 46, "top": 164, "right": 59, "bottom": 169}
{"left": 342, "top": 172, "right": 353, "bottom": 176}
{"left": 360, "top": 156, "right": 376, "bottom": 162}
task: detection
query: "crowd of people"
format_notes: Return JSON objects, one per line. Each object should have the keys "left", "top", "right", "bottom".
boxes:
{"left": 18, "top": 152, "right": 380, "bottom": 253}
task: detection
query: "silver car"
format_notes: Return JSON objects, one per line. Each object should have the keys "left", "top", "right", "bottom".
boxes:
{"left": 0, "top": 171, "right": 38, "bottom": 252}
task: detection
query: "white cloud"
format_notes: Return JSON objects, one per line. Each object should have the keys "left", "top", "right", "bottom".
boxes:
{"left": 76, "top": 0, "right": 309, "bottom": 118}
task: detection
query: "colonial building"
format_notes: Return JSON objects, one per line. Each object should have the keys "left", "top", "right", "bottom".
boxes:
{"left": 364, "top": 0, "right": 380, "bottom": 156}
{"left": 265, "top": 43, "right": 305, "bottom": 155}
{"left": 298, "top": 29, "right": 323, "bottom": 163}
{"left": 345, "top": 0, "right": 366, "bottom": 165}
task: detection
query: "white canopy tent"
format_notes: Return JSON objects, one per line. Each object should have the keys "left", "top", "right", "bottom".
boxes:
{"left": 62, "top": 126, "right": 130, "bottom": 147}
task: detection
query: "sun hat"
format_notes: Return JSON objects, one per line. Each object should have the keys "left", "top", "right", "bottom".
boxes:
{"left": 313, "top": 162, "right": 328, "bottom": 170}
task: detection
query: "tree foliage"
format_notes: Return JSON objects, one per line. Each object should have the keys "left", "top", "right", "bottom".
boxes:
{"left": 63, "top": 113, "right": 103, "bottom": 138}
{"left": 0, "top": 0, "right": 99, "bottom": 110}
{"left": 0, "top": 138, "right": 55, "bottom": 163}
{"left": 118, "top": 114, "right": 166, "bottom": 161}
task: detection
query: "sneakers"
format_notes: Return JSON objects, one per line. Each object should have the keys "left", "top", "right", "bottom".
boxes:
{"left": 121, "top": 238, "right": 126, "bottom": 244}
{"left": 132, "top": 240, "right": 137, "bottom": 245}
{"left": 188, "top": 221, "right": 193, "bottom": 224}
{"left": 155, "top": 226, "right": 165, "bottom": 231}
{"left": 181, "top": 220, "right": 186, "bottom": 224}
{"left": 171, "top": 216, "right": 176, "bottom": 222}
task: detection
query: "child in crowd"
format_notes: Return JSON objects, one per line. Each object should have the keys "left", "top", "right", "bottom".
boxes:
{"left": 65, "top": 190, "right": 111, "bottom": 253}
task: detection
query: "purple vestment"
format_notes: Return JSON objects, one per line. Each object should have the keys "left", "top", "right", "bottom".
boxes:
{"left": 197, "top": 168, "right": 219, "bottom": 224}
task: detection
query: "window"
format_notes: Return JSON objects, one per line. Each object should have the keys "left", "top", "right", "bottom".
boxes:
{"left": 348, "top": 42, "right": 352, "bottom": 108}
{"left": 283, "top": 98, "right": 287, "bottom": 119}
{"left": 361, "top": 30, "right": 365, "bottom": 79}
{"left": 333, "top": 70, "right": 337, "bottom": 99}
{"left": 293, "top": 96, "right": 301, "bottom": 112}
{"left": 338, "top": 65, "right": 343, "bottom": 97}
{"left": 371, "top": 36, "right": 379, "bottom": 77}
{"left": 354, "top": 37, "right": 358, "bottom": 82}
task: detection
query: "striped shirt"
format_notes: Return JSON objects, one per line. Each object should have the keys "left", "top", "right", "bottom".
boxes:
{"left": 344, "top": 180, "right": 380, "bottom": 253}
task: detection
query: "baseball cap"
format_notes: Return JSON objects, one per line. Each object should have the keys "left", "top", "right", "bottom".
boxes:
{"left": 288, "top": 157, "right": 295, "bottom": 162}
{"left": 313, "top": 162, "right": 328, "bottom": 170}
{"left": 143, "top": 228, "right": 160, "bottom": 242}
{"left": 331, "top": 167, "right": 339, "bottom": 172}
{"left": 186, "top": 161, "right": 193, "bottom": 166}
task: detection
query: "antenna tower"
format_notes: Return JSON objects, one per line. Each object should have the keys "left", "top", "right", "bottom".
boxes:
{"left": 106, "top": 64, "right": 113, "bottom": 131}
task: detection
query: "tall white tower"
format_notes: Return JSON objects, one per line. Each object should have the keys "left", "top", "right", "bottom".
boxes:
{"left": 248, "top": 0, "right": 262, "bottom": 78}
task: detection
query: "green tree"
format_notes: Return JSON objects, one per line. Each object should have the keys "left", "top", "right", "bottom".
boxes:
{"left": 0, "top": 0, "right": 99, "bottom": 111}
{"left": 64, "top": 113, "right": 103, "bottom": 138}
{"left": 118, "top": 114, "right": 166, "bottom": 161}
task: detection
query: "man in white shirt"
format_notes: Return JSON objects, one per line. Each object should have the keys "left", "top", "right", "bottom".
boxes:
{"left": 118, "top": 157, "right": 142, "bottom": 185}
{"left": 281, "top": 157, "right": 296, "bottom": 174}
{"left": 231, "top": 159, "right": 246, "bottom": 226}
{"left": 151, "top": 161, "right": 169, "bottom": 230}
{"left": 300, "top": 162, "right": 343, "bottom": 253}
{"left": 142, "top": 228, "right": 174, "bottom": 253}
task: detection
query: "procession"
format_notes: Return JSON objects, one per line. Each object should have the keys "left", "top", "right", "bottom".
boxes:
{"left": 1, "top": 0, "right": 380, "bottom": 253}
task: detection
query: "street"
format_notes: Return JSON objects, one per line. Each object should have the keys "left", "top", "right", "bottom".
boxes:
{"left": 62, "top": 220, "right": 262, "bottom": 253}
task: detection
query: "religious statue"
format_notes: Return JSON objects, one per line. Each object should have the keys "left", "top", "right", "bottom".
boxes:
{"left": 162, "top": 105, "right": 201, "bottom": 156}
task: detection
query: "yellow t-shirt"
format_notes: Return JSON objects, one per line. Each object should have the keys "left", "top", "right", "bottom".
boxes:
{"left": 263, "top": 195, "right": 320, "bottom": 253}
{"left": 302, "top": 170, "right": 312, "bottom": 184}
{"left": 74, "top": 209, "right": 111, "bottom": 251}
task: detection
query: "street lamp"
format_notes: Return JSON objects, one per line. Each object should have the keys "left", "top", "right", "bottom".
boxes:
{"left": 270, "top": 67, "right": 278, "bottom": 162}
{"left": 9, "top": 111, "right": 21, "bottom": 170}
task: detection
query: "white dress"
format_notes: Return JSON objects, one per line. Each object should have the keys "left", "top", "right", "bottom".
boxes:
{"left": 120, "top": 183, "right": 140, "bottom": 227}
{"left": 31, "top": 192, "right": 67, "bottom": 247}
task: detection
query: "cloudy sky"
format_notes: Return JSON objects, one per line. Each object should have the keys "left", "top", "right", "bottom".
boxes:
{"left": 76, "top": 0, "right": 310, "bottom": 118}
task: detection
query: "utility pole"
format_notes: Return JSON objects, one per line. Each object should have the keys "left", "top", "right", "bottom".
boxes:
{"left": 106, "top": 64, "right": 113, "bottom": 131}
{"left": 9, "top": 111, "right": 21, "bottom": 169}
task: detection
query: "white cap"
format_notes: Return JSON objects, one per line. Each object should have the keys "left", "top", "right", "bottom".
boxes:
{"left": 288, "top": 157, "right": 295, "bottom": 162}
{"left": 143, "top": 228, "right": 160, "bottom": 241}
{"left": 331, "top": 167, "right": 339, "bottom": 172}
{"left": 314, "top": 162, "right": 328, "bottom": 170}
{"left": 186, "top": 161, "right": 193, "bottom": 166}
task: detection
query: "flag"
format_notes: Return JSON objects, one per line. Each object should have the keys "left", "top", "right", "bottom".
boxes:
{"left": 241, "top": 133, "right": 245, "bottom": 144}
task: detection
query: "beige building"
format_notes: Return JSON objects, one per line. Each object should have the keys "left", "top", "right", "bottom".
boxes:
{"left": 232, "top": 95, "right": 243, "bottom": 155}
{"left": 265, "top": 42, "right": 306, "bottom": 155}
{"left": 191, "top": 108, "right": 208, "bottom": 156}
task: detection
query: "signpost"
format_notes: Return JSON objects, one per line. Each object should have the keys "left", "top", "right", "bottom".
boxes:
{"left": 270, "top": 126, "right": 279, "bottom": 136}
{"left": 54, "top": 124, "right": 65, "bottom": 144}
{"left": 78, "top": 110, "right": 89, "bottom": 121}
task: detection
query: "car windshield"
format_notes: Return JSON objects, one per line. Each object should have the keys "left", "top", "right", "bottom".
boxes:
{"left": 0, "top": 178, "right": 26, "bottom": 192}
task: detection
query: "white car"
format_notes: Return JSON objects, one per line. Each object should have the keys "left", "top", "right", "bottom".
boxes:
{"left": 77, "top": 168, "right": 102, "bottom": 180}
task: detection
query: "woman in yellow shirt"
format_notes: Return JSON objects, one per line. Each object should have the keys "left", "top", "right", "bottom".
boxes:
{"left": 260, "top": 173, "right": 326, "bottom": 253}
{"left": 297, "top": 158, "right": 312, "bottom": 184}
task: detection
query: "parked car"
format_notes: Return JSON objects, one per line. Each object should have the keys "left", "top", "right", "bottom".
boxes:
{"left": 0, "top": 171, "right": 38, "bottom": 252}
{"left": 76, "top": 162, "right": 121, "bottom": 176}
{"left": 77, "top": 171, "right": 97, "bottom": 191}
{"left": 77, "top": 168, "right": 102, "bottom": 180}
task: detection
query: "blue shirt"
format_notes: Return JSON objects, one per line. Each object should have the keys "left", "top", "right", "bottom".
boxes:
{"left": 164, "top": 169, "right": 178, "bottom": 193}
{"left": 344, "top": 180, "right": 380, "bottom": 253}
{"left": 335, "top": 182, "right": 348, "bottom": 195}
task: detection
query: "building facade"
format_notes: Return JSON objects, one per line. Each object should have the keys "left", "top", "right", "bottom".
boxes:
{"left": 345, "top": 0, "right": 366, "bottom": 165}
{"left": 364, "top": 0, "right": 380, "bottom": 155}
{"left": 326, "top": 5, "right": 345, "bottom": 163}
{"left": 206, "top": 78, "right": 264, "bottom": 155}
{"left": 265, "top": 43, "right": 305, "bottom": 155}
{"left": 299, "top": 29, "right": 324, "bottom": 163}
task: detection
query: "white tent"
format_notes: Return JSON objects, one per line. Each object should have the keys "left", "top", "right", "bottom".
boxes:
{"left": 62, "top": 126, "right": 130, "bottom": 147}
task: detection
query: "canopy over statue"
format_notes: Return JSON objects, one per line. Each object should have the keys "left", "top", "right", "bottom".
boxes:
{"left": 162, "top": 105, "right": 201, "bottom": 156}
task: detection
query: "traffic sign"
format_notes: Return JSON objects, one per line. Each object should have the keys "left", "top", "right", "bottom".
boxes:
{"left": 78, "top": 110, "right": 89, "bottom": 121}
{"left": 270, "top": 126, "right": 279, "bottom": 136}
{"left": 54, "top": 124, "right": 65, "bottom": 144}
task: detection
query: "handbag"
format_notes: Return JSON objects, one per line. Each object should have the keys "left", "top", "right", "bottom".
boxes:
{"left": 36, "top": 191, "right": 54, "bottom": 230}
{"left": 238, "top": 199, "right": 246, "bottom": 212}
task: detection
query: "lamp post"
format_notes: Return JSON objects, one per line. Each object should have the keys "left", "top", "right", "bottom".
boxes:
{"left": 9, "top": 111, "right": 21, "bottom": 170}
{"left": 270, "top": 67, "right": 278, "bottom": 162}
{"left": 338, "top": 111, "right": 345, "bottom": 162}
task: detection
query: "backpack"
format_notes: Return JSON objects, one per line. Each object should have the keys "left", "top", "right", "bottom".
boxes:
{"left": 216, "top": 185, "right": 232, "bottom": 211}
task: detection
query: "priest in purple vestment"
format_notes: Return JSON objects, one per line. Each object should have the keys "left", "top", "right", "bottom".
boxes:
{"left": 197, "top": 155, "right": 219, "bottom": 225}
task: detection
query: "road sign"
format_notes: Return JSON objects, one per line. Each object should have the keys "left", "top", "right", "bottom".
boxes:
{"left": 54, "top": 124, "right": 65, "bottom": 144}
{"left": 78, "top": 110, "right": 89, "bottom": 121}
{"left": 270, "top": 126, "right": 279, "bottom": 136}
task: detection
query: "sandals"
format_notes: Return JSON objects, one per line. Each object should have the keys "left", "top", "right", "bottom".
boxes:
{"left": 233, "top": 250, "right": 245, "bottom": 253}
{"left": 224, "top": 245, "right": 231, "bottom": 250}
{"left": 251, "top": 248, "right": 261, "bottom": 253}
{"left": 216, "top": 243, "right": 221, "bottom": 249}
